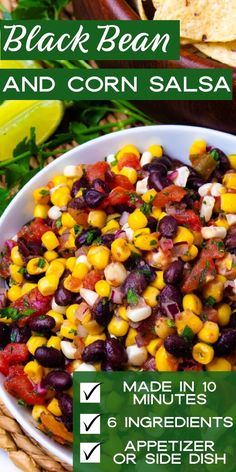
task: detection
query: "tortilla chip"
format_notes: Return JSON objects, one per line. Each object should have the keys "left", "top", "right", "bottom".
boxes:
{"left": 153, "top": 0, "right": 236, "bottom": 42}
{"left": 181, "top": 37, "right": 198, "bottom": 45}
{"left": 195, "top": 41, "right": 236, "bottom": 68}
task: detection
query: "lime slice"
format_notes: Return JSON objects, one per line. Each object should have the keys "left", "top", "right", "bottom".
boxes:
{"left": 0, "top": 100, "right": 64, "bottom": 161}
{"left": 0, "top": 60, "right": 41, "bottom": 69}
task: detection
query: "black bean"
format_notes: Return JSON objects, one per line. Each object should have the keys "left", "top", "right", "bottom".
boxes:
{"left": 0, "top": 324, "right": 10, "bottom": 348}
{"left": 35, "top": 346, "right": 65, "bottom": 368}
{"left": 62, "top": 416, "right": 73, "bottom": 432}
{"left": 147, "top": 216, "right": 157, "bottom": 233}
{"left": 164, "top": 335, "right": 191, "bottom": 357}
{"left": 71, "top": 176, "right": 89, "bottom": 198}
{"left": 214, "top": 329, "right": 236, "bottom": 356}
{"left": 148, "top": 171, "right": 171, "bottom": 191}
{"left": 159, "top": 155, "right": 173, "bottom": 170}
{"left": 114, "top": 204, "right": 133, "bottom": 213}
{"left": 101, "top": 233, "right": 115, "bottom": 247}
{"left": 82, "top": 340, "right": 106, "bottom": 363}
{"left": 55, "top": 286, "right": 73, "bottom": 306}
{"left": 209, "top": 148, "right": 230, "bottom": 173}
{"left": 92, "top": 178, "right": 110, "bottom": 193}
{"left": 105, "top": 339, "right": 127, "bottom": 368}
{"left": 24, "top": 271, "right": 42, "bottom": 282}
{"left": 68, "top": 197, "right": 86, "bottom": 210}
{"left": 101, "top": 361, "right": 116, "bottom": 371}
{"left": 228, "top": 313, "right": 236, "bottom": 329}
{"left": 42, "top": 370, "right": 72, "bottom": 391}
{"left": 29, "top": 315, "right": 56, "bottom": 333}
{"left": 18, "top": 239, "right": 44, "bottom": 260}
{"left": 83, "top": 189, "right": 107, "bottom": 208}
{"left": 75, "top": 228, "right": 101, "bottom": 248}
{"left": 58, "top": 393, "right": 73, "bottom": 417}
{"left": 158, "top": 215, "right": 178, "bottom": 239}
{"left": 187, "top": 175, "right": 205, "bottom": 191}
{"left": 136, "top": 261, "right": 156, "bottom": 283}
{"left": 121, "top": 271, "right": 147, "bottom": 296}
{"left": 93, "top": 299, "right": 113, "bottom": 327}
{"left": 159, "top": 285, "right": 182, "bottom": 316}
{"left": 143, "top": 160, "right": 167, "bottom": 174}
{"left": 225, "top": 225, "right": 236, "bottom": 252}
{"left": 164, "top": 260, "right": 184, "bottom": 285}
{"left": 10, "top": 324, "right": 31, "bottom": 344}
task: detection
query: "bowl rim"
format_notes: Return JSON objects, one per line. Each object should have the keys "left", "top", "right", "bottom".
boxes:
{"left": 0, "top": 123, "right": 236, "bottom": 465}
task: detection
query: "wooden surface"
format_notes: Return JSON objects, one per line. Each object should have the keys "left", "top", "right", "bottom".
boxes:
{"left": 73, "top": 0, "right": 236, "bottom": 133}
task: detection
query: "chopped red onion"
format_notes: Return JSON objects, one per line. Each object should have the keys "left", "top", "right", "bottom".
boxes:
{"left": 114, "top": 230, "right": 126, "bottom": 240}
{"left": 160, "top": 238, "right": 173, "bottom": 252}
{"left": 168, "top": 170, "right": 178, "bottom": 181}
{"left": 111, "top": 288, "right": 123, "bottom": 304}
{"left": 77, "top": 325, "right": 88, "bottom": 338}
{"left": 162, "top": 302, "right": 180, "bottom": 319}
{"left": 119, "top": 212, "right": 129, "bottom": 226}
{"left": 5, "top": 240, "right": 16, "bottom": 251}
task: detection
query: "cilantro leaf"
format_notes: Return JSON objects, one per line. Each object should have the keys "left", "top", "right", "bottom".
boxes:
{"left": 140, "top": 202, "right": 152, "bottom": 216}
{"left": 38, "top": 258, "right": 46, "bottom": 268}
{"left": 12, "top": 0, "right": 69, "bottom": 20}
{"left": 205, "top": 296, "right": 216, "bottom": 306}
{"left": 167, "top": 319, "right": 176, "bottom": 328}
{"left": 0, "top": 307, "right": 34, "bottom": 321}
{"left": 127, "top": 288, "right": 139, "bottom": 305}
{"left": 182, "top": 325, "right": 195, "bottom": 340}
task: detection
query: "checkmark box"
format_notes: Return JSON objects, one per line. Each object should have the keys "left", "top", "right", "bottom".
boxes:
{"left": 80, "top": 413, "right": 101, "bottom": 435}
{"left": 80, "top": 382, "right": 102, "bottom": 403}
{"left": 80, "top": 442, "right": 101, "bottom": 463}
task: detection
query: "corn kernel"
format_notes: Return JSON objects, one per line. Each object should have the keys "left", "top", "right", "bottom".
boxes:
{"left": 7, "top": 285, "right": 22, "bottom": 302}
{"left": 215, "top": 216, "right": 229, "bottom": 230}
{"left": 24, "top": 360, "right": 44, "bottom": 384}
{"left": 108, "top": 316, "right": 129, "bottom": 337}
{"left": 34, "top": 204, "right": 50, "bottom": 219}
{"left": 147, "top": 338, "right": 163, "bottom": 356}
{"left": 11, "top": 246, "right": 24, "bottom": 266}
{"left": 51, "top": 175, "right": 67, "bottom": 186}
{"left": 44, "top": 250, "right": 58, "bottom": 262}
{"left": 61, "top": 212, "right": 76, "bottom": 228}
{"left": 47, "top": 336, "right": 61, "bottom": 350}
{"left": 84, "top": 333, "right": 106, "bottom": 346}
{"left": 183, "top": 294, "right": 202, "bottom": 315}
{"left": 192, "top": 342, "right": 214, "bottom": 365}
{"left": 72, "top": 262, "right": 89, "bottom": 280}
{"left": 87, "top": 245, "right": 110, "bottom": 269}
{"left": 176, "top": 310, "right": 203, "bottom": 335}
{"left": 134, "top": 234, "right": 158, "bottom": 251}
{"left": 198, "top": 321, "right": 219, "bottom": 343}
{"left": 46, "top": 260, "right": 65, "bottom": 279}
{"left": 206, "top": 358, "right": 232, "bottom": 372}
{"left": 218, "top": 303, "right": 232, "bottom": 326}
{"left": 228, "top": 154, "right": 236, "bottom": 170}
{"left": 158, "top": 211, "right": 167, "bottom": 221}
{"left": 151, "top": 271, "right": 166, "bottom": 290}
{"left": 65, "top": 257, "right": 76, "bottom": 272}
{"left": 151, "top": 207, "right": 162, "bottom": 219}
{"left": 47, "top": 398, "right": 62, "bottom": 416}
{"left": 128, "top": 209, "right": 148, "bottom": 230}
{"left": 223, "top": 173, "right": 236, "bottom": 190}
{"left": 66, "top": 304, "right": 79, "bottom": 324}
{"left": 88, "top": 210, "right": 107, "bottom": 229}
{"left": 95, "top": 280, "right": 111, "bottom": 298}
{"left": 47, "top": 310, "right": 64, "bottom": 330}
{"left": 111, "top": 238, "right": 131, "bottom": 262}
{"left": 143, "top": 286, "right": 159, "bottom": 307}
{"left": 27, "top": 257, "right": 49, "bottom": 276}
{"left": 189, "top": 139, "right": 207, "bottom": 155}
{"left": 155, "top": 345, "right": 179, "bottom": 371}
{"left": 102, "top": 219, "right": 120, "bottom": 234}
{"left": 51, "top": 186, "right": 71, "bottom": 207}
{"left": 155, "top": 317, "right": 175, "bottom": 339}
{"left": 33, "top": 187, "right": 50, "bottom": 204}
{"left": 142, "top": 189, "right": 157, "bottom": 203}
{"left": 60, "top": 320, "right": 77, "bottom": 340}
{"left": 173, "top": 226, "right": 194, "bottom": 246}
{"left": 116, "top": 145, "right": 140, "bottom": 160}
{"left": 133, "top": 228, "right": 150, "bottom": 239}
{"left": 118, "top": 306, "right": 129, "bottom": 321}
{"left": 221, "top": 193, "right": 236, "bottom": 213}
{"left": 125, "top": 328, "right": 138, "bottom": 347}
{"left": 203, "top": 278, "right": 224, "bottom": 303}
{"left": 27, "top": 336, "right": 47, "bottom": 355}
{"left": 32, "top": 405, "right": 48, "bottom": 422}
{"left": 64, "top": 234, "right": 75, "bottom": 249}
{"left": 83, "top": 319, "right": 104, "bottom": 335}
{"left": 181, "top": 245, "right": 198, "bottom": 262}
{"left": 120, "top": 167, "right": 137, "bottom": 184}
{"left": 41, "top": 231, "right": 59, "bottom": 251}
{"left": 38, "top": 274, "right": 59, "bottom": 296}
{"left": 63, "top": 275, "right": 82, "bottom": 293}
{"left": 21, "top": 283, "right": 37, "bottom": 295}
{"left": 9, "top": 264, "right": 24, "bottom": 284}
{"left": 148, "top": 144, "right": 163, "bottom": 158}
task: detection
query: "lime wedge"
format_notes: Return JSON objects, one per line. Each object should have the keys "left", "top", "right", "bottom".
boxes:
{"left": 0, "top": 100, "right": 64, "bottom": 161}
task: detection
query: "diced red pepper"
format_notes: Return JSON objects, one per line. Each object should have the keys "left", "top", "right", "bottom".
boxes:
{"left": 102, "top": 186, "right": 131, "bottom": 207}
{"left": 117, "top": 153, "right": 141, "bottom": 171}
{"left": 182, "top": 257, "right": 216, "bottom": 294}
{"left": 173, "top": 210, "right": 202, "bottom": 232}
{"left": 153, "top": 185, "right": 187, "bottom": 208}
{"left": 4, "top": 366, "right": 45, "bottom": 405}
{"left": 86, "top": 162, "right": 109, "bottom": 184}
{"left": 17, "top": 218, "right": 51, "bottom": 244}
{"left": 11, "top": 288, "right": 52, "bottom": 327}
{"left": 108, "top": 175, "right": 134, "bottom": 191}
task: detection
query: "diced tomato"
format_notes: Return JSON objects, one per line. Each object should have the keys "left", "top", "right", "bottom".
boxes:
{"left": 4, "top": 366, "right": 45, "bottom": 405}
{"left": 117, "top": 153, "right": 141, "bottom": 171}
{"left": 108, "top": 175, "right": 134, "bottom": 191}
{"left": 182, "top": 257, "right": 216, "bottom": 294}
{"left": 173, "top": 210, "right": 202, "bottom": 232}
{"left": 153, "top": 185, "right": 187, "bottom": 208}
{"left": 83, "top": 270, "right": 103, "bottom": 290}
{"left": 17, "top": 218, "right": 51, "bottom": 244}
{"left": 68, "top": 208, "right": 88, "bottom": 227}
{"left": 202, "top": 239, "right": 225, "bottom": 259}
{"left": 11, "top": 288, "right": 52, "bottom": 327}
{"left": 3, "top": 343, "right": 29, "bottom": 365}
{"left": 0, "top": 353, "right": 9, "bottom": 376}
{"left": 86, "top": 162, "right": 109, "bottom": 184}
{"left": 102, "top": 187, "right": 131, "bottom": 207}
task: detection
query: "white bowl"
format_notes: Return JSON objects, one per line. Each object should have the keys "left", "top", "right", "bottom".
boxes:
{"left": 0, "top": 124, "right": 235, "bottom": 465}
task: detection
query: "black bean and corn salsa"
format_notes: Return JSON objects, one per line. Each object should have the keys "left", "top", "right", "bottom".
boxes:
{"left": 1, "top": 140, "right": 236, "bottom": 444}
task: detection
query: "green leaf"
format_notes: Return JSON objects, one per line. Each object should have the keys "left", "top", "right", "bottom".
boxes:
{"left": 127, "top": 288, "right": 139, "bottom": 306}
{"left": 167, "top": 319, "right": 176, "bottom": 328}
{"left": 38, "top": 258, "right": 46, "bottom": 268}
{"left": 205, "top": 296, "right": 216, "bottom": 306}
{"left": 140, "top": 202, "right": 152, "bottom": 215}
{"left": 0, "top": 307, "right": 34, "bottom": 321}
{"left": 182, "top": 325, "right": 195, "bottom": 340}
{"left": 12, "top": 0, "right": 69, "bottom": 20}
